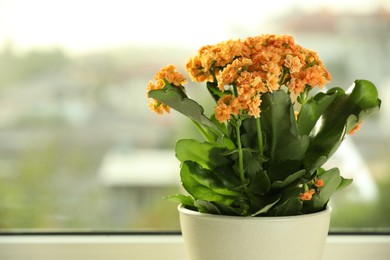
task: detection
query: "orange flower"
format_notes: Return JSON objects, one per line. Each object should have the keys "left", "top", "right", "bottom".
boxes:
{"left": 236, "top": 79, "right": 258, "bottom": 111}
{"left": 154, "top": 64, "right": 187, "bottom": 86}
{"left": 284, "top": 55, "right": 303, "bottom": 73}
{"left": 229, "top": 97, "right": 241, "bottom": 116}
{"left": 299, "top": 189, "right": 315, "bottom": 201}
{"left": 348, "top": 121, "right": 362, "bottom": 135}
{"left": 147, "top": 81, "right": 157, "bottom": 92}
{"left": 216, "top": 57, "right": 253, "bottom": 91}
{"left": 186, "top": 56, "right": 213, "bottom": 82}
{"left": 262, "top": 62, "right": 281, "bottom": 75}
{"left": 215, "top": 103, "right": 232, "bottom": 123}
{"left": 251, "top": 74, "right": 267, "bottom": 93}
{"left": 266, "top": 73, "right": 280, "bottom": 92}
{"left": 303, "top": 65, "right": 326, "bottom": 88}
{"left": 287, "top": 76, "right": 306, "bottom": 94}
{"left": 147, "top": 100, "right": 170, "bottom": 115}
{"left": 248, "top": 95, "right": 261, "bottom": 118}
{"left": 236, "top": 71, "right": 252, "bottom": 88}
{"left": 215, "top": 95, "right": 234, "bottom": 123}
{"left": 217, "top": 65, "right": 237, "bottom": 91}
{"left": 185, "top": 39, "right": 250, "bottom": 84}
{"left": 147, "top": 79, "right": 165, "bottom": 92}
{"left": 315, "top": 179, "right": 324, "bottom": 187}
{"left": 154, "top": 34, "right": 333, "bottom": 119}
{"left": 147, "top": 65, "right": 186, "bottom": 115}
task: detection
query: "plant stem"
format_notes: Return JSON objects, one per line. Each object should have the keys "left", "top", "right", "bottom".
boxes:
{"left": 234, "top": 120, "right": 245, "bottom": 183}
{"left": 255, "top": 117, "right": 263, "bottom": 157}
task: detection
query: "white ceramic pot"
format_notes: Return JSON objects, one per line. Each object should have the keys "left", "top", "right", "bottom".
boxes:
{"left": 178, "top": 204, "right": 331, "bottom": 260}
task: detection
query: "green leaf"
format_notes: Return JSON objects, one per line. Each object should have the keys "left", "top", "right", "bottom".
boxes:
{"left": 206, "top": 81, "right": 224, "bottom": 102}
{"left": 165, "top": 194, "right": 195, "bottom": 208}
{"left": 274, "top": 197, "right": 303, "bottom": 216}
{"left": 345, "top": 114, "right": 359, "bottom": 134}
{"left": 297, "top": 91, "right": 338, "bottom": 136}
{"left": 180, "top": 161, "right": 242, "bottom": 205}
{"left": 273, "top": 187, "right": 303, "bottom": 216}
{"left": 194, "top": 200, "right": 222, "bottom": 214}
{"left": 246, "top": 158, "right": 270, "bottom": 195}
{"left": 260, "top": 90, "right": 309, "bottom": 181}
{"left": 304, "top": 167, "right": 343, "bottom": 212}
{"left": 304, "top": 80, "right": 381, "bottom": 167}
{"left": 212, "top": 201, "right": 247, "bottom": 216}
{"left": 270, "top": 169, "right": 306, "bottom": 190}
{"left": 148, "top": 83, "right": 223, "bottom": 138}
{"left": 241, "top": 117, "right": 258, "bottom": 148}
{"left": 209, "top": 113, "right": 228, "bottom": 136}
{"left": 307, "top": 156, "right": 327, "bottom": 175}
{"left": 209, "top": 114, "right": 236, "bottom": 149}
{"left": 349, "top": 79, "right": 381, "bottom": 110}
{"left": 176, "top": 139, "right": 230, "bottom": 170}
{"left": 336, "top": 177, "right": 353, "bottom": 192}
{"left": 251, "top": 195, "right": 281, "bottom": 216}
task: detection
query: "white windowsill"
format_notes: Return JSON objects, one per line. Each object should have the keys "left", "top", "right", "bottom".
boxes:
{"left": 0, "top": 234, "right": 390, "bottom": 260}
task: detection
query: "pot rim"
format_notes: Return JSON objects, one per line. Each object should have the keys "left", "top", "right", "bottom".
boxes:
{"left": 178, "top": 203, "right": 332, "bottom": 221}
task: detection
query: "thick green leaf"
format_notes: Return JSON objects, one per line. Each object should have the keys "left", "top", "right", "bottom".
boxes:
{"left": 241, "top": 117, "right": 258, "bottom": 148}
{"left": 165, "top": 194, "right": 195, "bottom": 208}
{"left": 304, "top": 80, "right": 381, "bottom": 167}
{"left": 180, "top": 161, "right": 242, "bottom": 205}
{"left": 212, "top": 201, "right": 248, "bottom": 216}
{"left": 336, "top": 177, "right": 353, "bottom": 192}
{"left": 176, "top": 139, "right": 230, "bottom": 170}
{"left": 209, "top": 114, "right": 236, "bottom": 149}
{"left": 194, "top": 200, "right": 222, "bottom": 214}
{"left": 209, "top": 113, "right": 228, "bottom": 136}
{"left": 148, "top": 83, "right": 223, "bottom": 138}
{"left": 346, "top": 114, "right": 359, "bottom": 134}
{"left": 213, "top": 165, "right": 242, "bottom": 190}
{"left": 270, "top": 169, "right": 306, "bottom": 190}
{"left": 260, "top": 90, "right": 309, "bottom": 180}
{"left": 349, "top": 79, "right": 381, "bottom": 110}
{"left": 273, "top": 186, "right": 303, "bottom": 216}
{"left": 246, "top": 158, "right": 270, "bottom": 195}
{"left": 297, "top": 91, "right": 338, "bottom": 136}
{"left": 193, "top": 199, "right": 250, "bottom": 216}
{"left": 304, "top": 167, "right": 343, "bottom": 212}
{"left": 250, "top": 195, "right": 281, "bottom": 216}
{"left": 307, "top": 156, "right": 327, "bottom": 175}
{"left": 206, "top": 81, "right": 224, "bottom": 102}
{"left": 274, "top": 197, "right": 303, "bottom": 216}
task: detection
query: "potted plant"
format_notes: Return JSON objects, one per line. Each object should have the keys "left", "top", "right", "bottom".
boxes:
{"left": 146, "top": 34, "right": 381, "bottom": 260}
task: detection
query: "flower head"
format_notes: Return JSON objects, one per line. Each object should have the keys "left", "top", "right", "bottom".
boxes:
{"left": 183, "top": 34, "right": 332, "bottom": 122}
{"left": 284, "top": 54, "right": 303, "bottom": 73}
{"left": 299, "top": 189, "right": 316, "bottom": 201}
{"left": 315, "top": 179, "right": 324, "bottom": 187}
{"left": 147, "top": 65, "right": 186, "bottom": 115}
{"left": 214, "top": 95, "right": 236, "bottom": 123}
{"left": 154, "top": 64, "right": 187, "bottom": 86}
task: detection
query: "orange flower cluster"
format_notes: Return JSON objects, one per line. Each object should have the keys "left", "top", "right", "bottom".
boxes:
{"left": 299, "top": 178, "right": 324, "bottom": 201}
{"left": 185, "top": 34, "right": 332, "bottom": 123}
{"left": 147, "top": 65, "right": 187, "bottom": 114}
{"left": 299, "top": 189, "right": 316, "bottom": 201}
{"left": 314, "top": 179, "right": 324, "bottom": 187}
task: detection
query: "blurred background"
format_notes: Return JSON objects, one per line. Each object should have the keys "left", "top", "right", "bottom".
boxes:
{"left": 0, "top": 0, "right": 389, "bottom": 232}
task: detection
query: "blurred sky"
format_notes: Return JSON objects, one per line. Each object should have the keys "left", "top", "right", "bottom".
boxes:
{"left": 0, "top": 0, "right": 388, "bottom": 54}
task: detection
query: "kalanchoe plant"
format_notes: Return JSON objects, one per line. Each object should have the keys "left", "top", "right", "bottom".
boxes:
{"left": 146, "top": 34, "right": 381, "bottom": 216}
